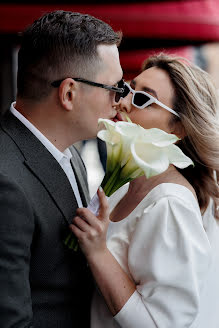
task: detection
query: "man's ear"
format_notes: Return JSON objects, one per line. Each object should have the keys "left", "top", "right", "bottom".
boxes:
{"left": 171, "top": 120, "right": 187, "bottom": 139}
{"left": 58, "top": 78, "right": 76, "bottom": 111}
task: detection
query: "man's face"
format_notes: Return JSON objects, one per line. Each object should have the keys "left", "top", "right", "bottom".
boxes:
{"left": 73, "top": 44, "right": 123, "bottom": 140}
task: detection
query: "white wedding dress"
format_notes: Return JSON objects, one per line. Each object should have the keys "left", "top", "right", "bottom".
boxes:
{"left": 91, "top": 183, "right": 219, "bottom": 328}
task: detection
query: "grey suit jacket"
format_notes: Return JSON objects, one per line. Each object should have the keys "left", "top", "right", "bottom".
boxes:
{"left": 0, "top": 111, "right": 93, "bottom": 327}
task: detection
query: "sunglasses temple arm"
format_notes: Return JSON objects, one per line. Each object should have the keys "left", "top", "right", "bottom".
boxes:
{"left": 155, "top": 100, "right": 180, "bottom": 118}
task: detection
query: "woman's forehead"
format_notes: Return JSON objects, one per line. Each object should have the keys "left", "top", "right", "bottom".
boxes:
{"left": 134, "top": 67, "right": 175, "bottom": 104}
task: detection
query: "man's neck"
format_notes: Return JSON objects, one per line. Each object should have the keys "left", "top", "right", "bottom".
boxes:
{"left": 14, "top": 99, "right": 70, "bottom": 152}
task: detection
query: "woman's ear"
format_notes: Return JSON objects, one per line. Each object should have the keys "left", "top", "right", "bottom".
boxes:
{"left": 171, "top": 120, "right": 187, "bottom": 139}
{"left": 58, "top": 78, "right": 76, "bottom": 111}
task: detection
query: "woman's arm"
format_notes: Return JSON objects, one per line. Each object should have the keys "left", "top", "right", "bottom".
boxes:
{"left": 70, "top": 188, "right": 136, "bottom": 316}
{"left": 71, "top": 188, "right": 211, "bottom": 327}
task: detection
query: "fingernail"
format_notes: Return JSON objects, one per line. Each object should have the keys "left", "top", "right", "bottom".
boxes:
{"left": 99, "top": 186, "right": 103, "bottom": 192}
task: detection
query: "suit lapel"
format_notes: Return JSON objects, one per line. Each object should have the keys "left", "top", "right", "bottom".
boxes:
{"left": 70, "top": 148, "right": 90, "bottom": 207}
{"left": 1, "top": 112, "right": 79, "bottom": 225}
{"left": 24, "top": 158, "right": 78, "bottom": 225}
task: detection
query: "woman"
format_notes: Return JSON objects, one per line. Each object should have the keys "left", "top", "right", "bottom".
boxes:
{"left": 70, "top": 54, "right": 219, "bottom": 327}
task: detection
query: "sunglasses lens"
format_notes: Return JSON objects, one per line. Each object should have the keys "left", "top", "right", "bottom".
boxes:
{"left": 117, "top": 79, "right": 125, "bottom": 89}
{"left": 122, "top": 84, "right": 131, "bottom": 98}
{"left": 133, "top": 93, "right": 150, "bottom": 107}
{"left": 115, "top": 80, "right": 129, "bottom": 102}
{"left": 115, "top": 92, "right": 122, "bottom": 103}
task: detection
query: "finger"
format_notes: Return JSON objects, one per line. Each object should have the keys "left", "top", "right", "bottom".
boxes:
{"left": 97, "top": 187, "right": 109, "bottom": 220}
{"left": 76, "top": 207, "right": 97, "bottom": 224}
{"left": 76, "top": 207, "right": 103, "bottom": 231}
{"left": 69, "top": 223, "right": 84, "bottom": 239}
{"left": 72, "top": 216, "right": 90, "bottom": 232}
{"left": 70, "top": 222, "right": 100, "bottom": 242}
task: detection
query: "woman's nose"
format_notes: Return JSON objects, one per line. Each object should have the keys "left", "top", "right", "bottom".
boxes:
{"left": 118, "top": 93, "right": 132, "bottom": 113}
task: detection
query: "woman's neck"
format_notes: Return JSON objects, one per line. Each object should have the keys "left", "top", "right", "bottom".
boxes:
{"left": 110, "top": 165, "right": 196, "bottom": 222}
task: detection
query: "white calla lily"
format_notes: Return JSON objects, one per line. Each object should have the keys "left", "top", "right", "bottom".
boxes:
{"left": 97, "top": 119, "right": 193, "bottom": 195}
{"left": 130, "top": 142, "right": 170, "bottom": 178}
{"left": 164, "top": 144, "right": 194, "bottom": 168}
{"left": 140, "top": 127, "right": 179, "bottom": 146}
{"left": 115, "top": 122, "right": 142, "bottom": 167}
{"left": 64, "top": 119, "right": 194, "bottom": 251}
{"left": 98, "top": 119, "right": 122, "bottom": 172}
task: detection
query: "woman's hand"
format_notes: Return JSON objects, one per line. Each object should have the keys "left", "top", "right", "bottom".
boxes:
{"left": 70, "top": 188, "right": 110, "bottom": 260}
{"left": 71, "top": 188, "right": 136, "bottom": 317}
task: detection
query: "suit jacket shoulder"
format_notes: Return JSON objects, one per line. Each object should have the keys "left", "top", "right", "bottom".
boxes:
{"left": 0, "top": 111, "right": 93, "bottom": 328}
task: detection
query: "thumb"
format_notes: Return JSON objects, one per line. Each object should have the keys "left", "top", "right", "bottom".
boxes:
{"left": 97, "top": 187, "right": 109, "bottom": 220}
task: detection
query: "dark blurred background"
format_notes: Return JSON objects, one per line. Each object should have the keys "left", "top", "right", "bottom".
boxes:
{"left": 1, "top": 0, "right": 219, "bottom": 114}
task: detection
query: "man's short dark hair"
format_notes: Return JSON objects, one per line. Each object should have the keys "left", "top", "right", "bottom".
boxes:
{"left": 17, "top": 10, "right": 122, "bottom": 101}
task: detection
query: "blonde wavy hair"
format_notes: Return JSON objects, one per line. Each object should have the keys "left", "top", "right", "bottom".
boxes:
{"left": 142, "top": 53, "right": 219, "bottom": 219}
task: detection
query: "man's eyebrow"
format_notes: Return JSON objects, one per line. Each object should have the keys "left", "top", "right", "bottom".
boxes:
{"left": 131, "top": 79, "right": 159, "bottom": 99}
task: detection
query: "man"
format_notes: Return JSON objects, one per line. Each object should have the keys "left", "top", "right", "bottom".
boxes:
{"left": 0, "top": 10, "right": 123, "bottom": 327}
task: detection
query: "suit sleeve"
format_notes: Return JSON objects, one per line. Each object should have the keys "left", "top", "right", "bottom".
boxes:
{"left": 0, "top": 172, "right": 34, "bottom": 327}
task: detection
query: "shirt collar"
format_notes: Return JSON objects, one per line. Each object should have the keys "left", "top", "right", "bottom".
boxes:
{"left": 10, "top": 102, "right": 72, "bottom": 164}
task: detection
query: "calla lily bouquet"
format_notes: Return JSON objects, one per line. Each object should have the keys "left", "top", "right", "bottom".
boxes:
{"left": 64, "top": 118, "right": 193, "bottom": 251}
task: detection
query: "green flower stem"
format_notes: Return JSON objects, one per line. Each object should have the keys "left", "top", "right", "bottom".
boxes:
{"left": 102, "top": 164, "right": 121, "bottom": 196}
{"left": 106, "top": 172, "right": 130, "bottom": 196}
{"left": 108, "top": 177, "right": 132, "bottom": 196}
{"left": 63, "top": 231, "right": 71, "bottom": 245}
{"left": 100, "top": 171, "right": 111, "bottom": 190}
{"left": 63, "top": 231, "right": 79, "bottom": 251}
{"left": 104, "top": 169, "right": 122, "bottom": 196}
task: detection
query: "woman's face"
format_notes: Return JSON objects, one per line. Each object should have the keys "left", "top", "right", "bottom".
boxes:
{"left": 118, "top": 66, "right": 177, "bottom": 134}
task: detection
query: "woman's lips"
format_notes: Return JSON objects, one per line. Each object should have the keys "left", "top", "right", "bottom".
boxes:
{"left": 112, "top": 112, "right": 125, "bottom": 122}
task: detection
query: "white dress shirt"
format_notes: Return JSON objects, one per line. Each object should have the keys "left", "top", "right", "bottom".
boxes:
{"left": 10, "top": 102, "right": 83, "bottom": 208}
{"left": 91, "top": 183, "right": 219, "bottom": 328}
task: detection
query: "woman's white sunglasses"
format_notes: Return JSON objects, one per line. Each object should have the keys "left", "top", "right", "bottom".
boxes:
{"left": 122, "top": 82, "right": 180, "bottom": 118}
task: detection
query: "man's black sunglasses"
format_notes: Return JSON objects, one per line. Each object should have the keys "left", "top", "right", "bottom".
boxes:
{"left": 51, "top": 77, "right": 125, "bottom": 103}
